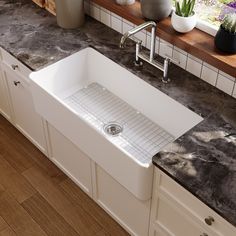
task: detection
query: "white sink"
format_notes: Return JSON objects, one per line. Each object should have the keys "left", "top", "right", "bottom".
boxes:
{"left": 30, "top": 47, "right": 202, "bottom": 200}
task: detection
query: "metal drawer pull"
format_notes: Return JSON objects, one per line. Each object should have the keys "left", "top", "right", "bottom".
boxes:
{"left": 13, "top": 81, "right": 20, "bottom": 86}
{"left": 200, "top": 233, "right": 208, "bottom": 236}
{"left": 204, "top": 216, "right": 215, "bottom": 225}
{"left": 11, "top": 64, "right": 19, "bottom": 70}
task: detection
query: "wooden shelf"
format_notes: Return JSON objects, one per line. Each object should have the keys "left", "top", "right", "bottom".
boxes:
{"left": 92, "top": 0, "right": 236, "bottom": 78}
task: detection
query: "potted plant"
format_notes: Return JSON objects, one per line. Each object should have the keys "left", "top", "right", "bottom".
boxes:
{"left": 215, "top": 13, "right": 236, "bottom": 54}
{"left": 171, "top": 0, "right": 197, "bottom": 33}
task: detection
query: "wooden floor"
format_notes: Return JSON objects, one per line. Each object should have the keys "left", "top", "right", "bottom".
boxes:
{"left": 0, "top": 115, "right": 130, "bottom": 236}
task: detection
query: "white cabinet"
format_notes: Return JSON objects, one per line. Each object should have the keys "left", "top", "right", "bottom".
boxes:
{"left": 0, "top": 59, "right": 12, "bottom": 121}
{"left": 149, "top": 168, "right": 236, "bottom": 236}
{"left": 0, "top": 48, "right": 48, "bottom": 155}
{"left": 47, "top": 124, "right": 93, "bottom": 196}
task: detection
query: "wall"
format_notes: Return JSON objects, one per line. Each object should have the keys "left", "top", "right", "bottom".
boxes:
{"left": 84, "top": 0, "right": 236, "bottom": 99}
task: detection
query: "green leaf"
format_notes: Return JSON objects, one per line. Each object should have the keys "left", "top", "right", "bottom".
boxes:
{"left": 175, "top": 1, "right": 182, "bottom": 16}
{"left": 189, "top": 0, "right": 195, "bottom": 16}
{"left": 182, "top": 0, "right": 187, "bottom": 15}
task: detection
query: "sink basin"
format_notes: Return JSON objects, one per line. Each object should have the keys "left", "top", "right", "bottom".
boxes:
{"left": 30, "top": 47, "right": 203, "bottom": 200}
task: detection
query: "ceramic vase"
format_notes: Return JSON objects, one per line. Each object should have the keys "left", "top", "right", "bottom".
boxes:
{"left": 140, "top": 0, "right": 172, "bottom": 21}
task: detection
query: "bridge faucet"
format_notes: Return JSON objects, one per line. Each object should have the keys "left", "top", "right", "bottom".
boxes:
{"left": 120, "top": 21, "right": 178, "bottom": 83}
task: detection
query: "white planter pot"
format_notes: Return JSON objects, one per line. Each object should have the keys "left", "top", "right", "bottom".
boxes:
{"left": 171, "top": 11, "right": 197, "bottom": 33}
{"left": 115, "top": 0, "right": 135, "bottom": 5}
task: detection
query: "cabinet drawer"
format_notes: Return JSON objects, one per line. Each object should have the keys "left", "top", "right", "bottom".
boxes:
{"left": 157, "top": 169, "right": 236, "bottom": 236}
{"left": 0, "top": 48, "right": 31, "bottom": 80}
{"left": 153, "top": 195, "right": 210, "bottom": 236}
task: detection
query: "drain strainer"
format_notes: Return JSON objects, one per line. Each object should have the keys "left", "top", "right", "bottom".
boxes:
{"left": 103, "top": 122, "right": 123, "bottom": 136}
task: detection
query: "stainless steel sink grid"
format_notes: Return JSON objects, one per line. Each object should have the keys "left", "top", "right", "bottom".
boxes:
{"left": 63, "top": 83, "right": 174, "bottom": 165}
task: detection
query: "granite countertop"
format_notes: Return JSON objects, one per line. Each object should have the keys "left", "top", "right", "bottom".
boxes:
{"left": 1, "top": 0, "right": 236, "bottom": 228}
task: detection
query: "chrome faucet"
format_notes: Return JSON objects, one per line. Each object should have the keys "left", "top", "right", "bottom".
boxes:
{"left": 120, "top": 21, "right": 156, "bottom": 62}
{"left": 120, "top": 21, "right": 178, "bottom": 83}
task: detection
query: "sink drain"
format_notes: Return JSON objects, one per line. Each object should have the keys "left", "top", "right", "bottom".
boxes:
{"left": 103, "top": 122, "right": 123, "bottom": 136}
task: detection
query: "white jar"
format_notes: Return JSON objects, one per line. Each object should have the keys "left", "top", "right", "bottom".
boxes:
{"left": 171, "top": 11, "right": 197, "bottom": 33}
{"left": 115, "top": 0, "right": 135, "bottom": 5}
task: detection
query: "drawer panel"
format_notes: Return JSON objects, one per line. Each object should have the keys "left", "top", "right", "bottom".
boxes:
{"left": 1, "top": 48, "right": 31, "bottom": 80}
{"left": 158, "top": 169, "right": 236, "bottom": 236}
{"left": 154, "top": 195, "right": 210, "bottom": 236}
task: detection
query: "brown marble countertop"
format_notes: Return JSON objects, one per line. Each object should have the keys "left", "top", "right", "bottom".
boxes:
{"left": 0, "top": 0, "right": 235, "bottom": 228}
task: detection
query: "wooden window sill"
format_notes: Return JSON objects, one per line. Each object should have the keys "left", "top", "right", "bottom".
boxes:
{"left": 91, "top": 0, "right": 236, "bottom": 78}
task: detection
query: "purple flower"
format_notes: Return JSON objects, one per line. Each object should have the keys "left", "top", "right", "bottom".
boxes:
{"left": 219, "top": 1, "right": 236, "bottom": 21}
{"left": 227, "top": 1, "right": 236, "bottom": 9}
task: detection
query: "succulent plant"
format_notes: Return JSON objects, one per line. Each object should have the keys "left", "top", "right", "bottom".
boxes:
{"left": 222, "top": 13, "right": 236, "bottom": 33}
{"left": 175, "top": 0, "right": 196, "bottom": 17}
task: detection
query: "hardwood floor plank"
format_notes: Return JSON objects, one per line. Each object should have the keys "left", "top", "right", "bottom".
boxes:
{"left": 0, "top": 115, "right": 67, "bottom": 184}
{"left": 22, "top": 193, "right": 80, "bottom": 236}
{"left": 0, "top": 192, "right": 47, "bottom": 236}
{"left": 0, "top": 227, "right": 17, "bottom": 236}
{"left": 23, "top": 166, "right": 102, "bottom": 236}
{"left": 0, "top": 185, "right": 4, "bottom": 194}
{"left": 0, "top": 154, "right": 36, "bottom": 203}
{"left": 94, "top": 229, "right": 111, "bottom": 236}
{"left": 0, "top": 133, "right": 34, "bottom": 173}
{"left": 0, "top": 216, "right": 8, "bottom": 232}
{"left": 60, "top": 178, "right": 130, "bottom": 236}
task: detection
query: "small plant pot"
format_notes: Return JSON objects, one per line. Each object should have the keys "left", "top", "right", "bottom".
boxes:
{"left": 171, "top": 11, "right": 197, "bottom": 33}
{"left": 215, "top": 25, "right": 236, "bottom": 54}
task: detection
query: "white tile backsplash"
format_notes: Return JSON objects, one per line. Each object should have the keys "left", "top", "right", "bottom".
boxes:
{"left": 216, "top": 74, "right": 235, "bottom": 95}
{"left": 122, "top": 21, "right": 134, "bottom": 34}
{"left": 172, "top": 49, "right": 187, "bottom": 69}
{"left": 111, "top": 15, "right": 122, "bottom": 33}
{"left": 100, "top": 9, "right": 111, "bottom": 27}
{"left": 122, "top": 18, "right": 134, "bottom": 27}
{"left": 90, "top": 3, "right": 100, "bottom": 21}
{"left": 186, "top": 57, "right": 202, "bottom": 77}
{"left": 86, "top": 1, "right": 236, "bottom": 99}
{"left": 201, "top": 65, "right": 218, "bottom": 86}
{"left": 111, "top": 12, "right": 122, "bottom": 20}
{"left": 203, "top": 62, "right": 218, "bottom": 72}
{"left": 159, "top": 40, "right": 173, "bottom": 58}
{"left": 219, "top": 70, "right": 235, "bottom": 82}
{"left": 188, "top": 54, "right": 203, "bottom": 64}
{"left": 174, "top": 46, "right": 188, "bottom": 56}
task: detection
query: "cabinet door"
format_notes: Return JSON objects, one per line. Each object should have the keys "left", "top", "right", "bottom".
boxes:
{"left": 3, "top": 66, "right": 47, "bottom": 155}
{"left": 47, "top": 124, "right": 92, "bottom": 196}
{"left": 0, "top": 63, "right": 12, "bottom": 120}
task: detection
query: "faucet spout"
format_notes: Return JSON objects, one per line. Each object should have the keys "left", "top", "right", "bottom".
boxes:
{"left": 119, "top": 21, "right": 156, "bottom": 55}
{"left": 119, "top": 32, "right": 130, "bottom": 48}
